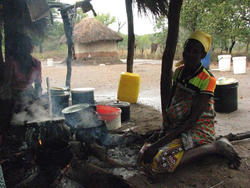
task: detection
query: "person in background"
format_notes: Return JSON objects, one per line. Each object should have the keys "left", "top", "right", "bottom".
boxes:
{"left": 5, "top": 34, "right": 43, "bottom": 115}
{"left": 138, "top": 30, "right": 241, "bottom": 174}
{"left": 201, "top": 48, "right": 211, "bottom": 70}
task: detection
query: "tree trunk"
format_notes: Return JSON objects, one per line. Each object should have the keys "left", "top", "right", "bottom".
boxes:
{"left": 125, "top": 0, "right": 135, "bottom": 73}
{"left": 60, "top": 5, "right": 74, "bottom": 88}
{"left": 39, "top": 44, "right": 43, "bottom": 54}
{"left": 229, "top": 38, "right": 235, "bottom": 54}
{"left": 3, "top": 0, "right": 20, "bottom": 60}
{"left": 160, "top": 0, "right": 183, "bottom": 114}
{"left": 246, "top": 41, "right": 249, "bottom": 53}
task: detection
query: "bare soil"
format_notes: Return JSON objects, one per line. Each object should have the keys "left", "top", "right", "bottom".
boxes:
{"left": 42, "top": 59, "right": 250, "bottom": 188}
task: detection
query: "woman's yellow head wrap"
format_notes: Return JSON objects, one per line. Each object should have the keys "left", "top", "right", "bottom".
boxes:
{"left": 188, "top": 30, "right": 212, "bottom": 54}
{"left": 175, "top": 30, "right": 212, "bottom": 67}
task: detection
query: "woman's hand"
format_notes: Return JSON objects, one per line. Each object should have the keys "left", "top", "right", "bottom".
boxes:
{"left": 140, "top": 143, "right": 160, "bottom": 164}
{"left": 158, "top": 128, "right": 167, "bottom": 139}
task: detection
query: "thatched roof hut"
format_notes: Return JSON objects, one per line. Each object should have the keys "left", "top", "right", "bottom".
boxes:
{"left": 74, "top": 17, "right": 123, "bottom": 43}
{"left": 60, "top": 17, "right": 123, "bottom": 62}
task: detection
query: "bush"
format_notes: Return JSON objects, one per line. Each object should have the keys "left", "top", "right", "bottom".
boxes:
{"left": 32, "top": 47, "right": 250, "bottom": 64}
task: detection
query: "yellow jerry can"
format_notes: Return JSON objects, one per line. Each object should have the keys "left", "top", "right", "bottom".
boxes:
{"left": 117, "top": 72, "right": 140, "bottom": 103}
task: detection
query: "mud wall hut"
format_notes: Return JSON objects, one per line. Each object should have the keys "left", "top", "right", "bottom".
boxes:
{"left": 60, "top": 17, "right": 123, "bottom": 62}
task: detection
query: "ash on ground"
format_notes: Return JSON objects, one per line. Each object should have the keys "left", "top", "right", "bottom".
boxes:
{"left": 86, "top": 144, "right": 141, "bottom": 179}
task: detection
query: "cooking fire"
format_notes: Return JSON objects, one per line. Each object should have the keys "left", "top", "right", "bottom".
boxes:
{"left": 0, "top": 97, "right": 143, "bottom": 188}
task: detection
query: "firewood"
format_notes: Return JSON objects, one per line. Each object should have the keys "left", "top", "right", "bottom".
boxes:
{"left": 15, "top": 167, "right": 60, "bottom": 188}
{"left": 216, "top": 131, "right": 250, "bottom": 141}
{"left": 69, "top": 159, "right": 138, "bottom": 188}
{"left": 141, "top": 130, "right": 250, "bottom": 142}
{"left": 69, "top": 141, "right": 89, "bottom": 160}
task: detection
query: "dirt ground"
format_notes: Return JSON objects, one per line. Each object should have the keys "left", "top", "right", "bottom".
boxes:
{"left": 41, "top": 59, "right": 250, "bottom": 188}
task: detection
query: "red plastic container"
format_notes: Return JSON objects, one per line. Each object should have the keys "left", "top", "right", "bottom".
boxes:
{"left": 96, "top": 105, "right": 121, "bottom": 123}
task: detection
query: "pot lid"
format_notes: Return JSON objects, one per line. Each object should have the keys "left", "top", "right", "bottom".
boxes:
{"left": 216, "top": 77, "right": 237, "bottom": 85}
{"left": 26, "top": 117, "right": 65, "bottom": 124}
{"left": 71, "top": 87, "right": 95, "bottom": 93}
{"left": 62, "top": 103, "right": 90, "bottom": 114}
{"left": 50, "top": 85, "right": 69, "bottom": 91}
{"left": 107, "top": 100, "right": 130, "bottom": 107}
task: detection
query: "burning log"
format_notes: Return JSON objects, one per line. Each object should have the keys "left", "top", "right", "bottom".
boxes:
{"left": 69, "top": 159, "right": 138, "bottom": 188}
{"left": 14, "top": 166, "right": 60, "bottom": 188}
{"left": 0, "top": 164, "right": 6, "bottom": 187}
{"left": 69, "top": 141, "right": 90, "bottom": 161}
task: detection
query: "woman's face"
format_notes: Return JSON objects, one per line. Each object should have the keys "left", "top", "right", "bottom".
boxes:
{"left": 18, "top": 36, "right": 34, "bottom": 56}
{"left": 182, "top": 39, "right": 206, "bottom": 70}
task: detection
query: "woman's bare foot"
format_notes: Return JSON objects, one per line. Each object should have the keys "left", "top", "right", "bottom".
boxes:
{"left": 215, "top": 137, "right": 241, "bottom": 169}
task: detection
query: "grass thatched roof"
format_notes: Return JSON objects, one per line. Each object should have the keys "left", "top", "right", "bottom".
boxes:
{"left": 60, "top": 17, "right": 123, "bottom": 44}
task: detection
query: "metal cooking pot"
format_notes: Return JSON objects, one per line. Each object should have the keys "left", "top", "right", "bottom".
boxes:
{"left": 71, "top": 87, "right": 95, "bottom": 105}
{"left": 62, "top": 103, "right": 94, "bottom": 132}
{"left": 25, "top": 118, "right": 71, "bottom": 147}
{"left": 35, "top": 138, "right": 72, "bottom": 168}
{"left": 51, "top": 93, "right": 70, "bottom": 117}
{"left": 107, "top": 100, "right": 130, "bottom": 122}
{"left": 50, "top": 85, "right": 70, "bottom": 95}
{"left": 75, "top": 119, "right": 108, "bottom": 145}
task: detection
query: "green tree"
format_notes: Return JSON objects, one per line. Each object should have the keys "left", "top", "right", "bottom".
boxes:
{"left": 232, "top": 0, "right": 250, "bottom": 53}
{"left": 95, "top": 13, "right": 116, "bottom": 26}
{"left": 35, "top": 10, "right": 65, "bottom": 53}
{"left": 42, "top": 20, "right": 65, "bottom": 52}
{"left": 180, "top": 0, "right": 203, "bottom": 32}
{"left": 31, "top": 0, "right": 65, "bottom": 53}
{"left": 180, "top": 0, "right": 250, "bottom": 54}
{"left": 153, "top": 15, "right": 168, "bottom": 49}
{"left": 118, "top": 33, "right": 128, "bottom": 50}
{"left": 74, "top": 9, "right": 88, "bottom": 23}
{"left": 137, "top": 34, "right": 151, "bottom": 54}
{"left": 75, "top": 11, "right": 115, "bottom": 26}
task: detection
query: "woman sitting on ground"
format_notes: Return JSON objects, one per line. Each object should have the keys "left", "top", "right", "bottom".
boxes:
{"left": 138, "top": 30, "right": 241, "bottom": 174}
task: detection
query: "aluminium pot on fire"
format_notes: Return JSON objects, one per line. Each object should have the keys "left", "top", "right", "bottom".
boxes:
{"left": 62, "top": 103, "right": 95, "bottom": 132}
{"left": 75, "top": 119, "right": 109, "bottom": 145}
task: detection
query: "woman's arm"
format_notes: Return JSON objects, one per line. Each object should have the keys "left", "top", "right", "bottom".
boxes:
{"left": 34, "top": 58, "right": 42, "bottom": 98}
{"left": 141, "top": 93, "right": 212, "bottom": 164}
{"left": 34, "top": 82, "right": 42, "bottom": 98}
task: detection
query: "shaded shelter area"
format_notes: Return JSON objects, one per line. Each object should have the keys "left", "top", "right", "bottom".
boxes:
{"left": 0, "top": 0, "right": 52, "bottom": 137}
{"left": 0, "top": 1, "right": 250, "bottom": 188}
{"left": 0, "top": 0, "right": 97, "bottom": 130}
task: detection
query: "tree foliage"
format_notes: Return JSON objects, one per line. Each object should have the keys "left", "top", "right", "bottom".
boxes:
{"left": 137, "top": 34, "right": 151, "bottom": 53}
{"left": 95, "top": 13, "right": 116, "bottom": 26}
{"left": 153, "top": 15, "right": 168, "bottom": 48}
{"left": 180, "top": 0, "right": 250, "bottom": 53}
{"left": 74, "top": 9, "right": 88, "bottom": 23}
